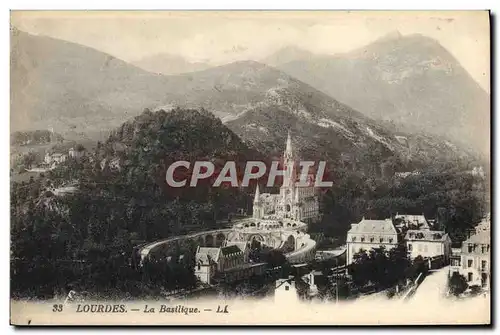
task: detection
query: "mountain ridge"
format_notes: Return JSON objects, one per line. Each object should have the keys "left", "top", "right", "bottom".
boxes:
{"left": 132, "top": 53, "right": 212, "bottom": 75}
{"left": 268, "top": 33, "right": 490, "bottom": 155}
{"left": 10, "top": 29, "right": 482, "bottom": 166}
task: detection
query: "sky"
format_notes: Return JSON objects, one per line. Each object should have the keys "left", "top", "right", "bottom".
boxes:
{"left": 11, "top": 11, "right": 490, "bottom": 92}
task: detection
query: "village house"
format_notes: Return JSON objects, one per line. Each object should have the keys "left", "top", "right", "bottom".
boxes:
{"left": 274, "top": 277, "right": 300, "bottom": 304}
{"left": 470, "top": 166, "right": 485, "bottom": 179}
{"left": 449, "top": 215, "right": 491, "bottom": 291}
{"left": 346, "top": 218, "right": 399, "bottom": 265}
{"left": 44, "top": 152, "right": 67, "bottom": 165}
{"left": 394, "top": 171, "right": 421, "bottom": 179}
{"left": 452, "top": 229, "right": 490, "bottom": 290}
{"left": 68, "top": 146, "right": 85, "bottom": 159}
{"left": 404, "top": 229, "right": 452, "bottom": 262}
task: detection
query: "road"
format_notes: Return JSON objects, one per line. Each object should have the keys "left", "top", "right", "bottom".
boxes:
{"left": 410, "top": 266, "right": 449, "bottom": 303}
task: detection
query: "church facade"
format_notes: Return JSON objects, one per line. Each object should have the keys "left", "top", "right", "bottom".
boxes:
{"left": 252, "top": 131, "right": 320, "bottom": 224}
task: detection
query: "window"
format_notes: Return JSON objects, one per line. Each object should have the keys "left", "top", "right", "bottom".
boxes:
{"left": 285, "top": 286, "right": 289, "bottom": 291}
{"left": 481, "top": 260, "right": 487, "bottom": 271}
{"left": 481, "top": 245, "right": 485, "bottom": 253}
{"left": 389, "top": 238, "right": 393, "bottom": 243}
{"left": 361, "top": 237, "right": 365, "bottom": 242}
{"left": 468, "top": 272, "right": 473, "bottom": 282}
{"left": 481, "top": 273, "right": 488, "bottom": 287}
{"left": 370, "top": 237, "right": 374, "bottom": 243}
{"left": 468, "top": 244, "right": 473, "bottom": 253}
{"left": 380, "top": 238, "right": 384, "bottom": 243}
{"left": 408, "top": 244, "right": 413, "bottom": 251}
{"left": 351, "top": 236, "right": 356, "bottom": 242}
{"left": 467, "top": 259, "right": 473, "bottom": 268}
{"left": 197, "top": 264, "right": 201, "bottom": 270}
{"left": 451, "top": 258, "right": 460, "bottom": 267}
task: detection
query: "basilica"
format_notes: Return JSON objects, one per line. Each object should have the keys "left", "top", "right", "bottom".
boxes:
{"left": 252, "top": 131, "right": 320, "bottom": 224}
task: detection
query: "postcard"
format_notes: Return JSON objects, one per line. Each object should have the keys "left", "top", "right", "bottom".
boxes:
{"left": 10, "top": 10, "right": 491, "bottom": 325}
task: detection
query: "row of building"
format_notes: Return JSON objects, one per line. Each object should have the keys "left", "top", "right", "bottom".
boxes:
{"left": 44, "top": 147, "right": 86, "bottom": 166}
{"left": 345, "top": 213, "right": 491, "bottom": 291}
{"left": 346, "top": 214, "right": 452, "bottom": 266}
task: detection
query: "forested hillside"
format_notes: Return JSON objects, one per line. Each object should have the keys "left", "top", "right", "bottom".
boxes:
{"left": 11, "top": 108, "right": 489, "bottom": 299}
{"left": 11, "top": 108, "right": 261, "bottom": 298}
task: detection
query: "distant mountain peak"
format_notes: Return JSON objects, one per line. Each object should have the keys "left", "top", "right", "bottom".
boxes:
{"left": 132, "top": 53, "right": 211, "bottom": 75}
{"left": 262, "top": 45, "right": 315, "bottom": 66}
{"left": 377, "top": 30, "right": 403, "bottom": 42}
{"left": 273, "top": 32, "right": 489, "bottom": 156}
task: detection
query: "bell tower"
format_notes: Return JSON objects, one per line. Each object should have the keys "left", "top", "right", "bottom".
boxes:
{"left": 253, "top": 184, "right": 262, "bottom": 220}
{"left": 280, "top": 130, "right": 297, "bottom": 218}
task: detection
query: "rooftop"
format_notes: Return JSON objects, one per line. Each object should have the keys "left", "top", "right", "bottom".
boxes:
{"left": 465, "top": 230, "right": 490, "bottom": 244}
{"left": 220, "top": 245, "right": 242, "bottom": 256}
{"left": 475, "top": 218, "right": 490, "bottom": 233}
{"left": 396, "top": 214, "right": 425, "bottom": 220}
{"left": 405, "top": 230, "right": 448, "bottom": 242}
{"left": 225, "top": 241, "right": 249, "bottom": 253}
{"left": 348, "top": 219, "right": 397, "bottom": 235}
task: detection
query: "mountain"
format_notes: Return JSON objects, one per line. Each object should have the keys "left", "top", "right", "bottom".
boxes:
{"left": 261, "top": 45, "right": 316, "bottom": 67}
{"left": 132, "top": 53, "right": 211, "bottom": 75}
{"left": 224, "top": 84, "right": 478, "bottom": 174}
{"left": 269, "top": 33, "right": 490, "bottom": 156}
{"left": 10, "top": 28, "right": 176, "bottom": 138}
{"left": 10, "top": 29, "right": 479, "bottom": 170}
{"left": 10, "top": 30, "right": 346, "bottom": 137}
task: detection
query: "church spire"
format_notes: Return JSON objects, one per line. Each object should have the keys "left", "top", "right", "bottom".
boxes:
{"left": 253, "top": 184, "right": 260, "bottom": 203}
{"left": 284, "top": 129, "right": 293, "bottom": 158}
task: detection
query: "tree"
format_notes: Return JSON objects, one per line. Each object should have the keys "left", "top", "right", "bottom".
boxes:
{"left": 349, "top": 248, "right": 372, "bottom": 287}
{"left": 406, "top": 255, "right": 428, "bottom": 282}
{"left": 350, "top": 245, "right": 411, "bottom": 290}
{"left": 448, "top": 272, "right": 468, "bottom": 296}
{"left": 386, "top": 244, "right": 411, "bottom": 286}
{"left": 263, "top": 249, "right": 287, "bottom": 268}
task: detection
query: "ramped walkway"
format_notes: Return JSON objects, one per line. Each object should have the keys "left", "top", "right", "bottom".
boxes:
{"left": 408, "top": 266, "right": 450, "bottom": 303}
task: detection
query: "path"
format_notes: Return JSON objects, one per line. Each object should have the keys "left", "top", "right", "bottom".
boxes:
{"left": 410, "top": 266, "right": 450, "bottom": 303}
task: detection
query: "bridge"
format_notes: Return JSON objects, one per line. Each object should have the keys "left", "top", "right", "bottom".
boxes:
{"left": 138, "top": 217, "right": 317, "bottom": 266}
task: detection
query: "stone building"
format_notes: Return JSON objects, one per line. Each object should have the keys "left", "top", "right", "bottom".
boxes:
{"left": 450, "top": 229, "right": 490, "bottom": 290}
{"left": 346, "top": 218, "right": 399, "bottom": 265}
{"left": 252, "top": 131, "right": 320, "bottom": 224}
{"left": 449, "top": 215, "right": 491, "bottom": 291}
{"left": 274, "top": 277, "right": 300, "bottom": 305}
{"left": 404, "top": 229, "right": 452, "bottom": 262}
{"left": 194, "top": 241, "right": 265, "bottom": 285}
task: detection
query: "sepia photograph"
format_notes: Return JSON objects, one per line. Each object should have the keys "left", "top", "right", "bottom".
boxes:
{"left": 9, "top": 10, "right": 491, "bottom": 325}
